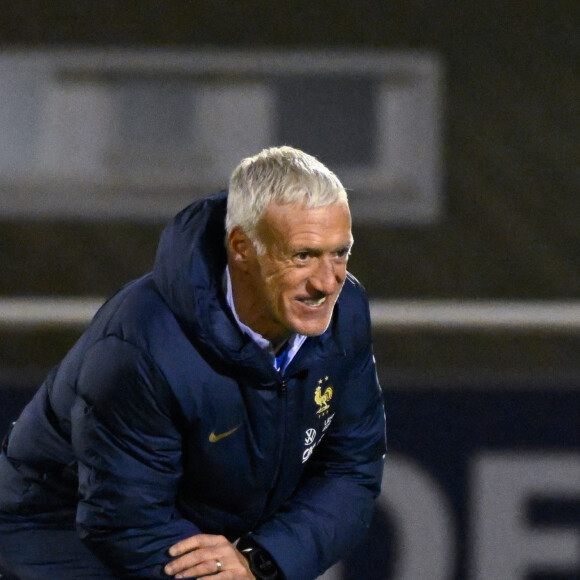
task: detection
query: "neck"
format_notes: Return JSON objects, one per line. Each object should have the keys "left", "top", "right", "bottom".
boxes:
{"left": 273, "top": 338, "right": 289, "bottom": 355}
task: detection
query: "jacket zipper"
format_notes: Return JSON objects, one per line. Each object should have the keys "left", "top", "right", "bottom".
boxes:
{"left": 257, "top": 377, "right": 288, "bottom": 524}
{"left": 277, "top": 379, "right": 287, "bottom": 397}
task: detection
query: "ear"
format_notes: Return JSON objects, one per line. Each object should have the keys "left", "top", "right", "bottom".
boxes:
{"left": 227, "top": 226, "right": 254, "bottom": 270}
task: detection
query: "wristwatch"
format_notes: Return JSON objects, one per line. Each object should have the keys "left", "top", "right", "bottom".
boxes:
{"left": 237, "top": 536, "right": 281, "bottom": 580}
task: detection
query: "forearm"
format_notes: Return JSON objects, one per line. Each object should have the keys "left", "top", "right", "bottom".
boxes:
{"left": 249, "top": 458, "right": 384, "bottom": 580}
{"left": 79, "top": 517, "right": 201, "bottom": 578}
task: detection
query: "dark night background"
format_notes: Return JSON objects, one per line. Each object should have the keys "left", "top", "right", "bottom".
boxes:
{"left": 1, "top": 2, "right": 579, "bottom": 379}
{"left": 1, "top": 3, "right": 579, "bottom": 579}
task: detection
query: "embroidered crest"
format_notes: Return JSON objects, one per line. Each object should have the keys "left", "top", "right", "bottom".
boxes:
{"left": 315, "top": 377, "right": 333, "bottom": 415}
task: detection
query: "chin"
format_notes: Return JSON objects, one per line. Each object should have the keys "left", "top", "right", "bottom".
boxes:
{"left": 290, "top": 317, "right": 332, "bottom": 337}
{"left": 283, "top": 301, "right": 335, "bottom": 337}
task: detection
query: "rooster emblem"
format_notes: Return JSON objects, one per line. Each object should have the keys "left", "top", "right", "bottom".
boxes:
{"left": 315, "top": 377, "right": 333, "bottom": 415}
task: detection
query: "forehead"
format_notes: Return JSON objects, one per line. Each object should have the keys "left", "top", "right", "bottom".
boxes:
{"left": 258, "top": 202, "right": 353, "bottom": 249}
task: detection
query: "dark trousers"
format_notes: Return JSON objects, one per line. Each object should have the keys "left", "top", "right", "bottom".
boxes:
{"left": 0, "top": 519, "right": 122, "bottom": 580}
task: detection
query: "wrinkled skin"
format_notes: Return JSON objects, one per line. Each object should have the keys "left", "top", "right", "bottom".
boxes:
{"left": 228, "top": 201, "right": 353, "bottom": 350}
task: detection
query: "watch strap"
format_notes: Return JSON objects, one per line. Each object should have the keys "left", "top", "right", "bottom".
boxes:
{"left": 237, "top": 536, "right": 281, "bottom": 580}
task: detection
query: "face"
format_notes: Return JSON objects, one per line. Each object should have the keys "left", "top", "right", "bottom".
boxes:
{"left": 231, "top": 201, "right": 353, "bottom": 347}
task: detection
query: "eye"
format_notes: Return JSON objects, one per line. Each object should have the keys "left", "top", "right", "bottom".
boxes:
{"left": 335, "top": 247, "right": 351, "bottom": 261}
{"left": 295, "top": 251, "right": 311, "bottom": 261}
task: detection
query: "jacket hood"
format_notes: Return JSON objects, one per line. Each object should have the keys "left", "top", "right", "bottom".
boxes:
{"left": 152, "top": 192, "right": 272, "bottom": 379}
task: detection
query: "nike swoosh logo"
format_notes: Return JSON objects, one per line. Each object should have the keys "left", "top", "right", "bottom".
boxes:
{"left": 209, "top": 424, "right": 242, "bottom": 443}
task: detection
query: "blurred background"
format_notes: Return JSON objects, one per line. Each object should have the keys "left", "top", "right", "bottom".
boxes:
{"left": 0, "top": 2, "right": 579, "bottom": 579}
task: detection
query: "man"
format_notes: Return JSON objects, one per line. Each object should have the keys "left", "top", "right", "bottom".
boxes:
{"left": 0, "top": 146, "right": 386, "bottom": 580}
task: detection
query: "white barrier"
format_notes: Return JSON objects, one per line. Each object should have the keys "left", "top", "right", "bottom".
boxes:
{"left": 369, "top": 299, "right": 580, "bottom": 331}
{"left": 2, "top": 297, "right": 580, "bottom": 331}
{"left": 0, "top": 297, "right": 105, "bottom": 328}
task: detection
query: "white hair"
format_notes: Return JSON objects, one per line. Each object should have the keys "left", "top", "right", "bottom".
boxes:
{"left": 226, "top": 146, "right": 348, "bottom": 251}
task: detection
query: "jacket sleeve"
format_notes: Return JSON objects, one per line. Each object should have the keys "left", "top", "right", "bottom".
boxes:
{"left": 251, "top": 345, "right": 387, "bottom": 580}
{"left": 71, "top": 336, "right": 200, "bottom": 578}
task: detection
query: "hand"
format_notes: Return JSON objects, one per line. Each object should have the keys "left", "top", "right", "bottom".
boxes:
{"left": 164, "top": 534, "right": 256, "bottom": 579}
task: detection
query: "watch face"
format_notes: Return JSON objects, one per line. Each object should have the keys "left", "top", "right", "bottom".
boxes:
{"left": 250, "top": 548, "right": 278, "bottom": 580}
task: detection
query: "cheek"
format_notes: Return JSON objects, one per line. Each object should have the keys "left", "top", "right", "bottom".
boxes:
{"left": 264, "top": 271, "right": 304, "bottom": 307}
{"left": 262, "top": 261, "right": 298, "bottom": 291}
{"left": 266, "top": 274, "right": 292, "bottom": 300}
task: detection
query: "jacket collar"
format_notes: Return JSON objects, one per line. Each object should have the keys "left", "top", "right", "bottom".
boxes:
{"left": 152, "top": 192, "right": 346, "bottom": 386}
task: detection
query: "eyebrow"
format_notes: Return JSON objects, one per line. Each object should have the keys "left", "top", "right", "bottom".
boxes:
{"left": 294, "top": 242, "right": 353, "bottom": 256}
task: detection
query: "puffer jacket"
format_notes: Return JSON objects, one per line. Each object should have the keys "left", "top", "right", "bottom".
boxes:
{"left": 0, "top": 192, "right": 386, "bottom": 580}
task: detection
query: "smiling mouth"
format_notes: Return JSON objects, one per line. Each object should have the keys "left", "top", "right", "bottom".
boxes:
{"left": 298, "top": 295, "right": 328, "bottom": 307}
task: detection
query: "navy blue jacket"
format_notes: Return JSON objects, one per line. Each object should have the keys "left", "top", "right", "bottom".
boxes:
{"left": 0, "top": 193, "right": 386, "bottom": 579}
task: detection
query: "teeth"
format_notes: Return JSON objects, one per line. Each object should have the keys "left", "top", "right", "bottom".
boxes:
{"left": 303, "top": 296, "right": 326, "bottom": 306}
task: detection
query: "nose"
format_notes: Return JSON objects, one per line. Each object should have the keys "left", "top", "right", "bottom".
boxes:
{"left": 308, "top": 257, "right": 344, "bottom": 295}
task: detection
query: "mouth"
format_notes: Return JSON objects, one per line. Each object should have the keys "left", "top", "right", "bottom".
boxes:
{"left": 297, "top": 295, "right": 328, "bottom": 308}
